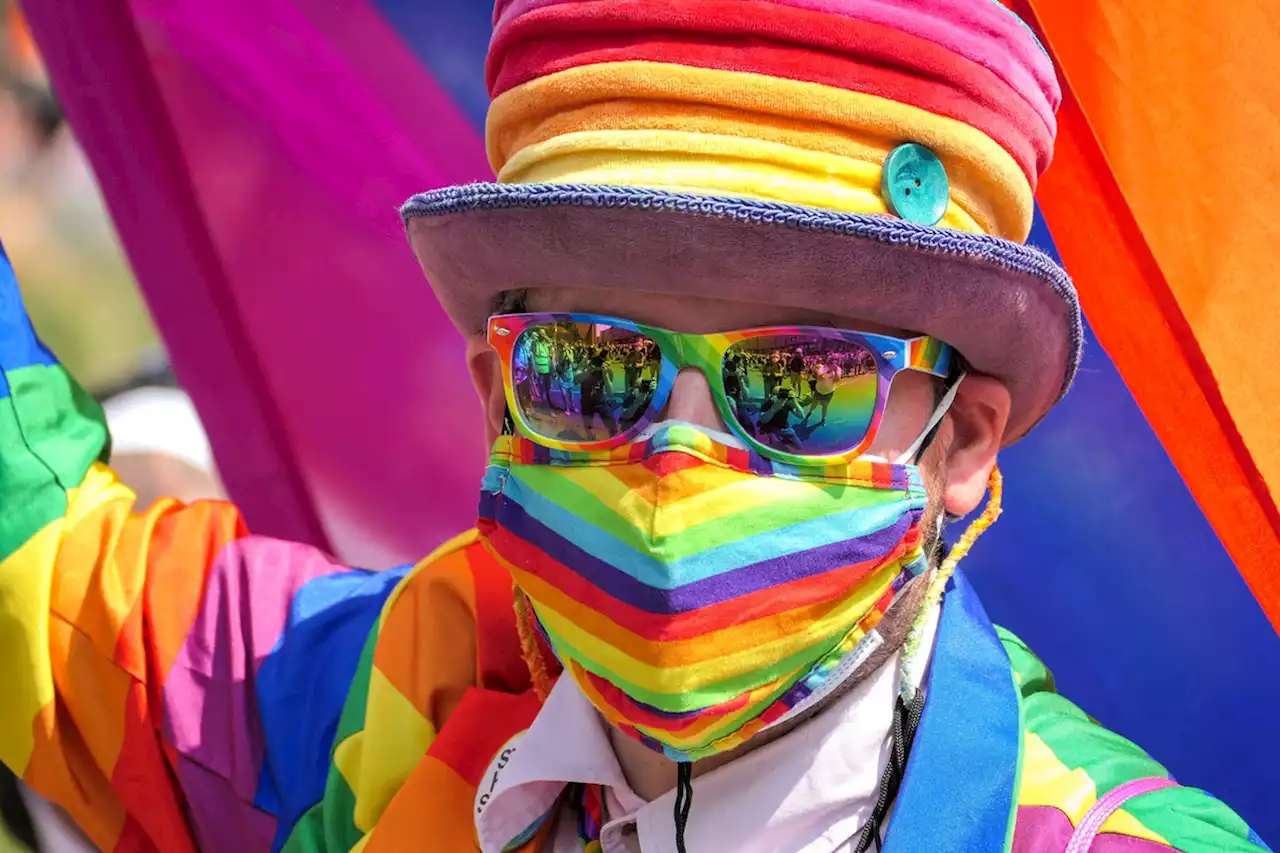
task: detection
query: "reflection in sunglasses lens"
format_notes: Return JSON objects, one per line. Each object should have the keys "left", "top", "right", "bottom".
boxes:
{"left": 722, "top": 334, "right": 879, "bottom": 456}
{"left": 512, "top": 321, "right": 662, "bottom": 442}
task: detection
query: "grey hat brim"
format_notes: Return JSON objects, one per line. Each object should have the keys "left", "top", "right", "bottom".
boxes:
{"left": 402, "top": 183, "right": 1081, "bottom": 443}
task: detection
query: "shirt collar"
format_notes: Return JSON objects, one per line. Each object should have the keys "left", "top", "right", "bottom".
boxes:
{"left": 476, "top": 651, "right": 903, "bottom": 853}
{"left": 474, "top": 669, "right": 637, "bottom": 852}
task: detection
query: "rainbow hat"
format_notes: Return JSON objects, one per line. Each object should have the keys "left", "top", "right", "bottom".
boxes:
{"left": 402, "top": 0, "right": 1080, "bottom": 441}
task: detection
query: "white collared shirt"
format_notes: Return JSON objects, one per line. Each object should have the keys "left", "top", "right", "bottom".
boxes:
{"left": 476, "top": 650, "right": 904, "bottom": 853}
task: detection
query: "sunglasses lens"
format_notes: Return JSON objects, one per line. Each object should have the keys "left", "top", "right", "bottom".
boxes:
{"left": 722, "top": 334, "right": 880, "bottom": 456}
{"left": 511, "top": 320, "right": 663, "bottom": 443}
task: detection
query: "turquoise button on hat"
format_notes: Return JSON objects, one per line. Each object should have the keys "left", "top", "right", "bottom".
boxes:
{"left": 881, "top": 143, "right": 949, "bottom": 226}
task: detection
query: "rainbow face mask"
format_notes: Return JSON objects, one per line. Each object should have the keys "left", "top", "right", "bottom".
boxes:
{"left": 478, "top": 421, "right": 929, "bottom": 761}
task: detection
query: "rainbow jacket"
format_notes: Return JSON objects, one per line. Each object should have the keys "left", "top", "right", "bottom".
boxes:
{"left": 0, "top": 266, "right": 1272, "bottom": 853}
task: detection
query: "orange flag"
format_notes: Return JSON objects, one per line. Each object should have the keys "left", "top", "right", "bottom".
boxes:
{"left": 1015, "top": 0, "right": 1280, "bottom": 631}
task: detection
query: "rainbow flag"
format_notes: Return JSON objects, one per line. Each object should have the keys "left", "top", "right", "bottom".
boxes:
{"left": 0, "top": 257, "right": 1269, "bottom": 847}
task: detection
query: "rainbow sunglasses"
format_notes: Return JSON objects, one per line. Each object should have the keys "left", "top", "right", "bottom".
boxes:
{"left": 488, "top": 313, "right": 954, "bottom": 465}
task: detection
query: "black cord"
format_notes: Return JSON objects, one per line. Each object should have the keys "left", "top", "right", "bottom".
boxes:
{"left": 851, "top": 689, "right": 926, "bottom": 853}
{"left": 674, "top": 761, "right": 694, "bottom": 853}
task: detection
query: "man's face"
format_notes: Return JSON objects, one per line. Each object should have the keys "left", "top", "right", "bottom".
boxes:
{"left": 469, "top": 287, "right": 1011, "bottom": 524}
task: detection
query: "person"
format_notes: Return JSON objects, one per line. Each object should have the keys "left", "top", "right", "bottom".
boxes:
{"left": 579, "top": 351, "right": 618, "bottom": 437}
{"left": 102, "top": 383, "right": 224, "bottom": 506}
{"left": 788, "top": 347, "right": 807, "bottom": 395}
{"left": 531, "top": 329, "right": 554, "bottom": 407}
{"left": 0, "top": 3, "right": 1271, "bottom": 853}
{"left": 758, "top": 386, "right": 805, "bottom": 451}
{"left": 803, "top": 362, "right": 838, "bottom": 428}
{"left": 624, "top": 342, "right": 645, "bottom": 391}
{"left": 621, "top": 377, "right": 656, "bottom": 427}
{"left": 722, "top": 355, "right": 747, "bottom": 418}
{"left": 763, "top": 350, "right": 784, "bottom": 399}
{"left": 554, "top": 349, "right": 577, "bottom": 414}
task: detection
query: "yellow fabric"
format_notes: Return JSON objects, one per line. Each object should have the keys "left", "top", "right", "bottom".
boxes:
{"left": 0, "top": 518, "right": 60, "bottom": 774}
{"left": 488, "top": 61, "right": 1034, "bottom": 240}
{"left": 1019, "top": 731, "right": 1170, "bottom": 845}
{"left": 346, "top": 668, "right": 438, "bottom": 833}
{"left": 500, "top": 129, "right": 986, "bottom": 234}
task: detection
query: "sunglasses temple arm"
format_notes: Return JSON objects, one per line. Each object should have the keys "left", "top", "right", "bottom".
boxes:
{"left": 895, "top": 374, "right": 966, "bottom": 465}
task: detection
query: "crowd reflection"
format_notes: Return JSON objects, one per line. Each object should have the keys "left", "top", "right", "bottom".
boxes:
{"left": 512, "top": 322, "right": 878, "bottom": 453}
{"left": 721, "top": 336, "right": 876, "bottom": 453}
{"left": 513, "top": 324, "right": 661, "bottom": 441}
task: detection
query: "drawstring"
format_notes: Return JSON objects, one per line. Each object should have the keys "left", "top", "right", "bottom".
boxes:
{"left": 901, "top": 466, "right": 1002, "bottom": 703}
{"left": 674, "top": 761, "right": 694, "bottom": 853}
{"left": 851, "top": 688, "right": 927, "bottom": 853}
{"left": 848, "top": 469, "right": 996, "bottom": 850}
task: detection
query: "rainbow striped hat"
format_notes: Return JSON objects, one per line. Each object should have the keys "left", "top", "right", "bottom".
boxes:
{"left": 402, "top": 0, "right": 1081, "bottom": 441}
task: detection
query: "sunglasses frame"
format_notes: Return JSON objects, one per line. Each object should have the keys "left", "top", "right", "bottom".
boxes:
{"left": 487, "top": 312, "right": 954, "bottom": 464}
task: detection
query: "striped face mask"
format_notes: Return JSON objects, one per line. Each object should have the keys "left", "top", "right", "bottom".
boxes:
{"left": 478, "top": 421, "right": 929, "bottom": 761}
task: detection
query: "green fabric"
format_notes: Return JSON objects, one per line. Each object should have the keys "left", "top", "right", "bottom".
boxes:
{"left": 533, "top": 339, "right": 551, "bottom": 374}
{"left": 0, "top": 362, "right": 106, "bottom": 561}
{"left": 1000, "top": 628, "right": 1264, "bottom": 852}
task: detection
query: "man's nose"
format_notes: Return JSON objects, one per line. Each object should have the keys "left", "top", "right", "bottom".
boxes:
{"left": 663, "top": 368, "right": 730, "bottom": 432}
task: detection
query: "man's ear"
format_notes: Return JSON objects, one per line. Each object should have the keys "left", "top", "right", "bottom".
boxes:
{"left": 941, "top": 374, "right": 1010, "bottom": 516}
{"left": 467, "top": 336, "right": 506, "bottom": 447}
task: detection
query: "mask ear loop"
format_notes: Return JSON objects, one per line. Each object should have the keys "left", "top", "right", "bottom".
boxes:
{"left": 893, "top": 374, "right": 966, "bottom": 465}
